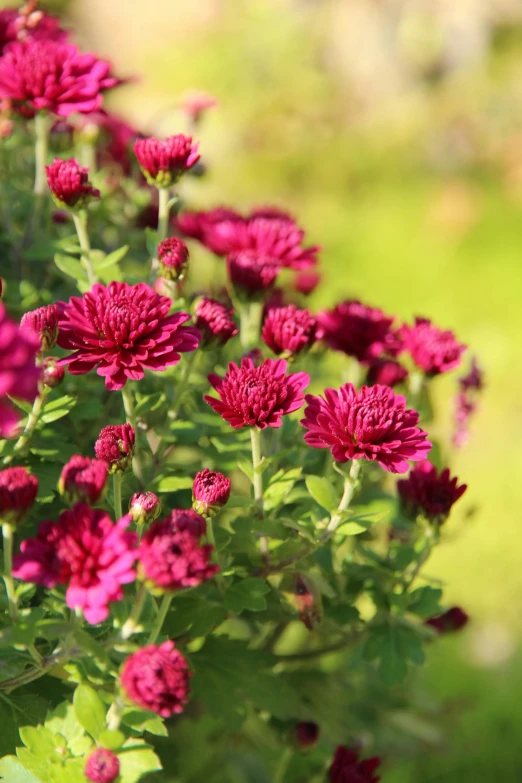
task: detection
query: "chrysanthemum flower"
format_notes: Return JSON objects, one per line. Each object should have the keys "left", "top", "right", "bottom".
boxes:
{"left": 170, "top": 508, "right": 207, "bottom": 539}
{"left": 20, "top": 303, "right": 59, "bottom": 350}
{"left": 366, "top": 358, "right": 408, "bottom": 388}
{"left": 94, "top": 423, "right": 135, "bottom": 473}
{"left": 192, "top": 468, "right": 231, "bottom": 517}
{"left": 0, "top": 301, "right": 40, "bottom": 437}
{"left": 0, "top": 467, "right": 38, "bottom": 526}
{"left": 57, "top": 282, "right": 200, "bottom": 390}
{"left": 0, "top": 39, "right": 118, "bottom": 117}
{"left": 317, "top": 300, "right": 396, "bottom": 362}
{"left": 397, "top": 317, "right": 466, "bottom": 375}
{"left": 301, "top": 383, "right": 431, "bottom": 473}
{"left": 227, "top": 250, "right": 281, "bottom": 298}
{"left": 426, "top": 606, "right": 469, "bottom": 633}
{"left": 328, "top": 746, "right": 381, "bottom": 783}
{"left": 0, "top": 7, "right": 66, "bottom": 55}
{"left": 194, "top": 297, "right": 238, "bottom": 347}
{"left": 58, "top": 454, "right": 108, "bottom": 505}
{"left": 397, "top": 461, "right": 467, "bottom": 522}
{"left": 261, "top": 304, "right": 318, "bottom": 357}
{"left": 157, "top": 236, "right": 189, "bottom": 281}
{"left": 176, "top": 206, "right": 245, "bottom": 255}
{"left": 13, "top": 502, "right": 137, "bottom": 624}
{"left": 294, "top": 269, "right": 321, "bottom": 296}
{"left": 45, "top": 157, "right": 100, "bottom": 210}
{"left": 85, "top": 749, "right": 120, "bottom": 783}
{"left": 205, "top": 357, "right": 310, "bottom": 429}
{"left": 133, "top": 134, "right": 199, "bottom": 187}
{"left": 120, "top": 640, "right": 191, "bottom": 717}
{"left": 129, "top": 491, "right": 161, "bottom": 527}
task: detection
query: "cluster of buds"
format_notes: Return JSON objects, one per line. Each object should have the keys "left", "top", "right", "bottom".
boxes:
{"left": 94, "top": 424, "right": 135, "bottom": 473}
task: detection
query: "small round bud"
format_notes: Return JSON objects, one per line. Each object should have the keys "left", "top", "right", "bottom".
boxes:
{"left": 58, "top": 455, "right": 108, "bottom": 505}
{"left": 295, "top": 721, "right": 319, "bottom": 748}
{"left": 426, "top": 607, "right": 469, "bottom": 634}
{"left": 0, "top": 467, "right": 38, "bottom": 526}
{"left": 158, "top": 237, "right": 189, "bottom": 281}
{"left": 42, "top": 357, "right": 65, "bottom": 388}
{"left": 85, "top": 748, "right": 120, "bottom": 783}
{"left": 94, "top": 424, "right": 135, "bottom": 474}
{"left": 46, "top": 157, "right": 100, "bottom": 211}
{"left": 129, "top": 491, "right": 161, "bottom": 527}
{"left": 133, "top": 135, "right": 200, "bottom": 188}
{"left": 20, "top": 304, "right": 59, "bottom": 351}
{"left": 194, "top": 297, "right": 238, "bottom": 348}
{"left": 192, "top": 469, "right": 231, "bottom": 517}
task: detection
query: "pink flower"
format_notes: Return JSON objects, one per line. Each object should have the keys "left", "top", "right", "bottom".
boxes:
{"left": 452, "top": 357, "right": 483, "bottom": 448}
{"left": 170, "top": 508, "right": 207, "bottom": 539}
{"left": 73, "top": 110, "right": 138, "bottom": 174}
{"left": 205, "top": 357, "right": 310, "bottom": 430}
{"left": 57, "top": 282, "right": 200, "bottom": 390}
{"left": 194, "top": 296, "right": 238, "bottom": 347}
{"left": 0, "top": 301, "right": 40, "bottom": 437}
{"left": 94, "top": 424, "right": 135, "bottom": 473}
{"left": 85, "top": 749, "right": 120, "bottom": 783}
{"left": 158, "top": 236, "right": 189, "bottom": 281}
{"left": 42, "top": 356, "right": 65, "bottom": 388}
{"left": 261, "top": 304, "right": 318, "bottom": 357}
{"left": 20, "top": 303, "right": 59, "bottom": 350}
{"left": 133, "top": 134, "right": 199, "bottom": 187}
{"left": 227, "top": 250, "right": 281, "bottom": 298}
{"left": 366, "top": 358, "right": 408, "bottom": 388}
{"left": 459, "top": 356, "right": 483, "bottom": 392}
{"left": 294, "top": 269, "right": 321, "bottom": 296}
{"left": 0, "top": 8, "right": 66, "bottom": 55}
{"left": 180, "top": 90, "right": 217, "bottom": 124}
{"left": 192, "top": 469, "right": 231, "bottom": 517}
{"left": 0, "top": 39, "right": 118, "bottom": 117}
{"left": 58, "top": 455, "right": 108, "bottom": 505}
{"left": 176, "top": 206, "right": 245, "bottom": 255}
{"left": 120, "top": 640, "right": 191, "bottom": 717}
{"left": 0, "top": 467, "right": 38, "bottom": 526}
{"left": 397, "top": 461, "right": 467, "bottom": 522}
{"left": 329, "top": 746, "right": 381, "bottom": 783}
{"left": 138, "top": 518, "right": 217, "bottom": 592}
{"left": 397, "top": 317, "right": 466, "bottom": 375}
{"left": 45, "top": 157, "right": 100, "bottom": 209}
{"left": 13, "top": 503, "right": 137, "bottom": 624}
{"left": 301, "top": 383, "right": 431, "bottom": 473}
{"left": 129, "top": 491, "right": 161, "bottom": 527}
{"left": 426, "top": 606, "right": 469, "bottom": 634}
{"left": 317, "top": 300, "right": 396, "bottom": 362}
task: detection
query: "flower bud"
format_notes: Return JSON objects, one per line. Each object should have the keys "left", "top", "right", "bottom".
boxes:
{"left": 129, "top": 491, "right": 161, "bottom": 527}
{"left": 120, "top": 640, "right": 192, "bottom": 717}
{"left": 58, "top": 455, "right": 108, "bottom": 505}
{"left": 0, "top": 467, "right": 38, "bottom": 526}
{"left": 94, "top": 424, "right": 135, "bottom": 474}
{"left": 192, "top": 469, "right": 231, "bottom": 517}
{"left": 426, "top": 606, "right": 469, "bottom": 634}
{"left": 85, "top": 749, "right": 120, "bottom": 783}
{"left": 42, "top": 357, "right": 65, "bottom": 388}
{"left": 158, "top": 236, "right": 189, "bottom": 282}
{"left": 20, "top": 304, "right": 59, "bottom": 351}
{"left": 227, "top": 250, "right": 281, "bottom": 299}
{"left": 194, "top": 297, "right": 238, "bottom": 348}
{"left": 46, "top": 157, "right": 100, "bottom": 211}
{"left": 133, "top": 135, "right": 200, "bottom": 188}
{"left": 295, "top": 721, "right": 319, "bottom": 748}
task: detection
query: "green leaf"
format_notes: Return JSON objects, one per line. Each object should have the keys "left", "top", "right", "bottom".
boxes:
{"left": 223, "top": 578, "right": 271, "bottom": 613}
{"left": 144, "top": 227, "right": 158, "bottom": 258}
{"left": 362, "top": 621, "right": 425, "bottom": 685}
{"left": 0, "top": 756, "right": 44, "bottom": 783}
{"left": 305, "top": 475, "right": 338, "bottom": 512}
{"left": 153, "top": 475, "right": 193, "bottom": 493}
{"left": 118, "top": 741, "right": 162, "bottom": 783}
{"left": 408, "top": 586, "right": 443, "bottom": 618}
{"left": 93, "top": 244, "right": 129, "bottom": 271}
{"left": 40, "top": 395, "right": 77, "bottom": 424}
{"left": 97, "top": 729, "right": 126, "bottom": 750}
{"left": 73, "top": 684, "right": 107, "bottom": 739}
{"left": 237, "top": 459, "right": 254, "bottom": 483}
{"left": 53, "top": 254, "right": 88, "bottom": 283}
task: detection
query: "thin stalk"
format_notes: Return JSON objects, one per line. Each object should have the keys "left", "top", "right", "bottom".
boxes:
{"left": 2, "top": 524, "right": 18, "bottom": 621}
{"left": 206, "top": 517, "right": 225, "bottom": 594}
{"left": 239, "top": 301, "right": 262, "bottom": 350}
{"left": 3, "top": 388, "right": 48, "bottom": 464}
{"left": 147, "top": 593, "right": 173, "bottom": 644}
{"left": 274, "top": 747, "right": 293, "bottom": 783}
{"left": 250, "top": 427, "right": 268, "bottom": 559}
{"left": 113, "top": 473, "right": 123, "bottom": 520}
{"left": 121, "top": 384, "right": 144, "bottom": 485}
{"left": 78, "top": 140, "right": 96, "bottom": 173}
{"left": 157, "top": 187, "right": 170, "bottom": 243}
{"left": 120, "top": 582, "right": 148, "bottom": 640}
{"left": 33, "top": 112, "right": 50, "bottom": 196}
{"left": 171, "top": 350, "right": 198, "bottom": 420}
{"left": 106, "top": 698, "right": 124, "bottom": 731}
{"left": 72, "top": 210, "right": 96, "bottom": 288}
{"left": 325, "top": 460, "right": 361, "bottom": 534}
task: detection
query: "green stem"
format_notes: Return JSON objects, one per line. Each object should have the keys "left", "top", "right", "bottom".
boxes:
{"left": 147, "top": 593, "right": 173, "bottom": 644}
{"left": 239, "top": 301, "right": 262, "bottom": 350}
{"left": 157, "top": 187, "right": 170, "bottom": 244}
{"left": 72, "top": 210, "right": 96, "bottom": 288}
{"left": 3, "top": 388, "right": 48, "bottom": 464}
{"left": 250, "top": 427, "right": 269, "bottom": 559}
{"left": 113, "top": 473, "right": 123, "bottom": 520}
{"left": 78, "top": 140, "right": 96, "bottom": 173}
{"left": 121, "top": 384, "right": 144, "bottom": 485}
{"left": 325, "top": 460, "right": 361, "bottom": 534}
{"left": 206, "top": 517, "right": 225, "bottom": 594}
{"left": 106, "top": 698, "right": 124, "bottom": 731}
{"left": 33, "top": 112, "right": 50, "bottom": 196}
{"left": 2, "top": 524, "right": 18, "bottom": 622}
{"left": 120, "top": 582, "right": 148, "bottom": 639}
{"left": 274, "top": 747, "right": 293, "bottom": 783}
{"left": 171, "top": 350, "right": 198, "bottom": 419}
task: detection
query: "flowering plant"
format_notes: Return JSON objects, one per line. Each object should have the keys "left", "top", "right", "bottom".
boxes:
{"left": 0, "top": 4, "right": 483, "bottom": 783}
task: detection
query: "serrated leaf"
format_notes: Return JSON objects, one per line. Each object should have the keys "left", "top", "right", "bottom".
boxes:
{"left": 54, "top": 254, "right": 87, "bottom": 282}
{"left": 223, "top": 578, "right": 270, "bottom": 613}
{"left": 0, "top": 756, "right": 44, "bottom": 783}
{"left": 73, "top": 684, "right": 107, "bottom": 740}
{"left": 408, "top": 586, "right": 443, "bottom": 618}
{"left": 305, "top": 476, "right": 338, "bottom": 512}
{"left": 118, "top": 742, "right": 162, "bottom": 783}
{"left": 362, "top": 621, "right": 425, "bottom": 686}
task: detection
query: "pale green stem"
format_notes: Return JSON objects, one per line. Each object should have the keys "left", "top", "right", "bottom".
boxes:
{"left": 113, "top": 473, "right": 123, "bottom": 520}
{"left": 78, "top": 140, "right": 96, "bottom": 173}
{"left": 106, "top": 698, "right": 124, "bottom": 731}
{"left": 239, "top": 301, "right": 262, "bottom": 350}
{"left": 250, "top": 427, "right": 268, "bottom": 559}
{"left": 33, "top": 112, "right": 50, "bottom": 196}
{"left": 121, "top": 384, "right": 144, "bottom": 485}
{"left": 26, "top": 644, "right": 43, "bottom": 667}
{"left": 3, "top": 388, "right": 48, "bottom": 464}
{"left": 2, "top": 523, "right": 18, "bottom": 622}
{"left": 325, "top": 459, "right": 361, "bottom": 535}
{"left": 147, "top": 593, "right": 173, "bottom": 644}
{"left": 274, "top": 747, "right": 293, "bottom": 783}
{"left": 120, "top": 582, "right": 148, "bottom": 640}
{"left": 171, "top": 350, "right": 198, "bottom": 419}
{"left": 157, "top": 187, "right": 170, "bottom": 244}
{"left": 206, "top": 516, "right": 225, "bottom": 594}
{"left": 72, "top": 210, "right": 96, "bottom": 288}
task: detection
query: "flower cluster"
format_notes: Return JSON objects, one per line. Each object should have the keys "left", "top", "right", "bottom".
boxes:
{"left": 453, "top": 356, "right": 484, "bottom": 447}
{"left": 317, "top": 300, "right": 395, "bottom": 362}
{"left": 120, "top": 640, "right": 191, "bottom": 717}
{"left": 58, "top": 454, "right": 108, "bottom": 504}
{"left": 0, "top": 7, "right": 66, "bottom": 55}
{"left": 397, "top": 316, "right": 466, "bottom": 375}
{"left": 262, "top": 303, "right": 318, "bottom": 357}
{"left": 397, "top": 460, "right": 467, "bottom": 522}
{"left": 157, "top": 236, "right": 190, "bottom": 281}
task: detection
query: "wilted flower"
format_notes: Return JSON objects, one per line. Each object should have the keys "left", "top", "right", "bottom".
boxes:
{"left": 397, "top": 461, "right": 467, "bottom": 523}
{"left": 157, "top": 236, "right": 189, "bottom": 281}
{"left": 58, "top": 455, "right": 108, "bottom": 505}
{"left": 194, "top": 297, "right": 238, "bottom": 346}
{"left": 45, "top": 157, "right": 100, "bottom": 210}
{"left": 301, "top": 383, "right": 431, "bottom": 473}
{"left": 85, "top": 749, "right": 120, "bottom": 783}
{"left": 227, "top": 250, "right": 281, "bottom": 298}
{"left": 426, "top": 606, "right": 469, "bottom": 633}
{"left": 120, "top": 640, "right": 191, "bottom": 717}
{"left": 129, "top": 491, "right": 161, "bottom": 527}
{"left": 397, "top": 317, "right": 466, "bottom": 375}
{"left": 20, "top": 303, "right": 59, "bottom": 350}
{"left": 205, "top": 357, "right": 310, "bottom": 430}
{"left": 170, "top": 508, "right": 207, "bottom": 539}
{"left": 295, "top": 721, "right": 320, "bottom": 748}
{"left": 94, "top": 424, "right": 135, "bottom": 473}
{"left": 192, "top": 468, "right": 231, "bottom": 517}
{"left": 366, "top": 358, "right": 408, "bottom": 388}
{"left": 57, "top": 282, "right": 200, "bottom": 390}
{"left": 453, "top": 357, "right": 484, "bottom": 448}
{"left": 133, "top": 134, "right": 199, "bottom": 187}
{"left": 0, "top": 467, "right": 38, "bottom": 526}
{"left": 328, "top": 746, "right": 381, "bottom": 783}
{"left": 0, "top": 301, "right": 40, "bottom": 437}
{"left": 317, "top": 300, "right": 396, "bottom": 362}
{"left": 42, "top": 356, "right": 65, "bottom": 388}
{"left": 261, "top": 304, "right": 318, "bottom": 357}
{"left": 13, "top": 503, "right": 137, "bottom": 624}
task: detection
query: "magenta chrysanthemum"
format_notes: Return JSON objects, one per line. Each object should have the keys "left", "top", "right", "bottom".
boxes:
{"left": 13, "top": 503, "right": 137, "bottom": 624}
{"left": 0, "top": 39, "right": 118, "bottom": 117}
{"left": 301, "top": 383, "right": 431, "bottom": 473}
{"left": 170, "top": 508, "right": 207, "bottom": 539}
{"left": 176, "top": 206, "right": 245, "bottom": 255}
{"left": 58, "top": 455, "right": 108, "bottom": 505}
{"left": 133, "top": 134, "right": 199, "bottom": 187}
{"left": 0, "top": 467, "right": 38, "bottom": 526}
{"left": 0, "top": 301, "right": 40, "bottom": 437}
{"left": 397, "top": 317, "right": 466, "bottom": 375}
{"left": 317, "top": 300, "right": 396, "bottom": 362}
{"left": 294, "top": 269, "right": 320, "bottom": 296}
{"left": 158, "top": 236, "right": 189, "bottom": 281}
{"left": 85, "top": 749, "right": 120, "bottom": 783}
{"left": 366, "top": 358, "right": 408, "bottom": 388}
{"left": 426, "top": 606, "right": 469, "bottom": 634}
{"left": 192, "top": 468, "right": 231, "bottom": 517}
{"left": 120, "top": 640, "right": 191, "bottom": 718}
{"left": 227, "top": 250, "right": 281, "bottom": 297}
{"left": 57, "top": 282, "right": 200, "bottom": 390}
{"left": 205, "top": 357, "right": 310, "bottom": 430}
{"left": 261, "top": 304, "right": 318, "bottom": 356}
{"left": 20, "top": 303, "right": 59, "bottom": 350}
{"left": 46, "top": 157, "right": 100, "bottom": 209}
{"left": 329, "top": 746, "right": 381, "bottom": 783}
{"left": 397, "top": 461, "right": 467, "bottom": 522}
{"left": 94, "top": 423, "right": 135, "bottom": 473}
{"left": 194, "top": 297, "right": 238, "bottom": 347}
{"left": 138, "top": 517, "right": 217, "bottom": 592}
{"left": 0, "top": 8, "right": 66, "bottom": 55}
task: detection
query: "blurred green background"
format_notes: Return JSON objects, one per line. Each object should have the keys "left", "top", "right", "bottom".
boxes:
{"left": 42, "top": 0, "right": 522, "bottom": 779}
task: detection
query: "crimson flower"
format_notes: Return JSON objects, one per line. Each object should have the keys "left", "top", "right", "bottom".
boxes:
{"left": 13, "top": 503, "right": 137, "bottom": 624}
{"left": 366, "top": 358, "right": 408, "bottom": 388}
{"left": 170, "top": 508, "right": 207, "bottom": 539}
{"left": 129, "top": 491, "right": 161, "bottom": 527}
{"left": 205, "top": 357, "right": 310, "bottom": 429}
{"left": 176, "top": 206, "right": 245, "bottom": 255}
{"left": 329, "top": 746, "right": 381, "bottom": 783}
{"left": 42, "top": 357, "right": 65, "bottom": 388}
{"left": 397, "top": 317, "right": 466, "bottom": 375}
{"left": 0, "top": 467, "right": 38, "bottom": 526}
{"left": 317, "top": 300, "right": 396, "bottom": 362}
{"left": 57, "top": 282, "right": 200, "bottom": 390}
{"left": 0, "top": 301, "right": 40, "bottom": 437}
{"left": 301, "top": 383, "right": 431, "bottom": 473}
{"left": 46, "top": 157, "right": 100, "bottom": 210}
{"left": 192, "top": 468, "right": 231, "bottom": 517}
{"left": 0, "top": 39, "right": 118, "bottom": 117}
{"left": 120, "top": 640, "right": 191, "bottom": 717}
{"left": 227, "top": 250, "right": 281, "bottom": 298}
{"left": 295, "top": 721, "right": 320, "bottom": 748}
{"left": 261, "top": 304, "right": 318, "bottom": 357}
{"left": 0, "top": 8, "right": 66, "bottom": 55}
{"left": 20, "top": 303, "right": 59, "bottom": 350}
{"left": 426, "top": 606, "right": 469, "bottom": 633}
{"left": 94, "top": 423, "right": 135, "bottom": 473}
{"left": 58, "top": 454, "right": 108, "bottom": 504}
{"left": 158, "top": 236, "right": 189, "bottom": 281}
{"left": 397, "top": 461, "right": 467, "bottom": 522}
{"left": 134, "top": 134, "right": 199, "bottom": 187}
{"left": 194, "top": 296, "right": 238, "bottom": 346}
{"left": 85, "top": 749, "right": 120, "bottom": 783}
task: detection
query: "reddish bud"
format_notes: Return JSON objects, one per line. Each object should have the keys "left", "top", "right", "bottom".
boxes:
{"left": 20, "top": 304, "right": 59, "bottom": 350}
{"left": 158, "top": 236, "right": 189, "bottom": 281}
{"left": 42, "top": 356, "right": 65, "bottom": 388}
{"left": 129, "top": 491, "right": 161, "bottom": 527}
{"left": 46, "top": 158, "right": 100, "bottom": 210}
{"left": 85, "top": 748, "right": 120, "bottom": 783}
{"left": 94, "top": 424, "right": 135, "bottom": 474}
{"left": 0, "top": 467, "right": 38, "bottom": 526}
{"left": 192, "top": 469, "right": 231, "bottom": 517}
{"left": 58, "top": 455, "right": 108, "bottom": 505}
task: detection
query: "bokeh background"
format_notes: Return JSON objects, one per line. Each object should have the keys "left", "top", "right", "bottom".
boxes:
{"left": 19, "top": 0, "right": 522, "bottom": 779}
